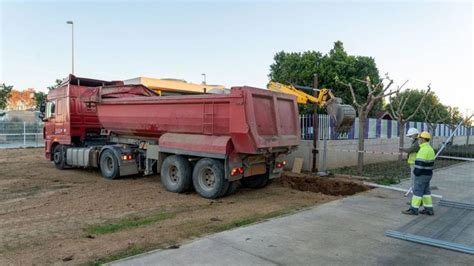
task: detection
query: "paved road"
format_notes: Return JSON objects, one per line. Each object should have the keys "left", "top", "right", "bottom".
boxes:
{"left": 111, "top": 163, "right": 474, "bottom": 266}
{"left": 399, "top": 161, "right": 474, "bottom": 202}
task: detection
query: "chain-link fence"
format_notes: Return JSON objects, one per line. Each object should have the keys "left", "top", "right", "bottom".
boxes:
{"left": 0, "top": 122, "right": 44, "bottom": 148}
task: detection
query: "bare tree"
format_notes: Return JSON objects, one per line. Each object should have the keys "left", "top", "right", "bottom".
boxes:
{"left": 444, "top": 107, "right": 463, "bottom": 144}
{"left": 338, "top": 74, "right": 397, "bottom": 175}
{"left": 422, "top": 105, "right": 449, "bottom": 145}
{"left": 389, "top": 84, "right": 431, "bottom": 160}
{"left": 462, "top": 113, "right": 473, "bottom": 145}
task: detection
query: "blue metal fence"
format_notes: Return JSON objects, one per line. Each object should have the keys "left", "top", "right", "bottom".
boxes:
{"left": 300, "top": 114, "right": 473, "bottom": 140}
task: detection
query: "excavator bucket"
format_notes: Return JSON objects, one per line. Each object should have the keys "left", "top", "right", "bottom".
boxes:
{"left": 325, "top": 98, "right": 356, "bottom": 133}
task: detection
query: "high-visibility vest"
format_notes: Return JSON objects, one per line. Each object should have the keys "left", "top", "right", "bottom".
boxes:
{"left": 413, "top": 142, "right": 435, "bottom": 176}
{"left": 407, "top": 140, "right": 419, "bottom": 165}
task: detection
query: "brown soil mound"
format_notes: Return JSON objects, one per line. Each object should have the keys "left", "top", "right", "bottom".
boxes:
{"left": 275, "top": 172, "right": 370, "bottom": 196}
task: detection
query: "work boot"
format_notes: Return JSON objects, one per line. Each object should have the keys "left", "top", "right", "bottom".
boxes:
{"left": 402, "top": 208, "right": 418, "bottom": 215}
{"left": 419, "top": 209, "right": 434, "bottom": 216}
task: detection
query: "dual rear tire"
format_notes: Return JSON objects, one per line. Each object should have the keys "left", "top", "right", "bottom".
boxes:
{"left": 161, "top": 156, "right": 235, "bottom": 199}
{"left": 160, "top": 156, "right": 269, "bottom": 198}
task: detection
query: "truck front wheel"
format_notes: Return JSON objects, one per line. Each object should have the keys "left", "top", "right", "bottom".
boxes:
{"left": 241, "top": 174, "right": 270, "bottom": 189}
{"left": 53, "top": 144, "right": 66, "bottom": 170}
{"left": 100, "top": 150, "right": 120, "bottom": 180}
{"left": 160, "top": 155, "right": 192, "bottom": 193}
{"left": 192, "top": 158, "right": 229, "bottom": 199}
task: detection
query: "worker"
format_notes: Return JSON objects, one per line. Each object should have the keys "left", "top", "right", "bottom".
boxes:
{"left": 400, "top": 128, "right": 420, "bottom": 192}
{"left": 402, "top": 131, "right": 435, "bottom": 216}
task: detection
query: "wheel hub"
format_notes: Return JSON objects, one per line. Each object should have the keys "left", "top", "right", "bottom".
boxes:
{"left": 169, "top": 166, "right": 179, "bottom": 183}
{"left": 201, "top": 168, "right": 215, "bottom": 188}
{"left": 106, "top": 157, "right": 113, "bottom": 171}
{"left": 53, "top": 152, "right": 61, "bottom": 163}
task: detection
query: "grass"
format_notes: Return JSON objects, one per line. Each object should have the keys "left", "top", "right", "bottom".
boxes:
{"left": 88, "top": 204, "right": 309, "bottom": 265}
{"left": 88, "top": 244, "right": 149, "bottom": 266}
{"left": 438, "top": 144, "right": 474, "bottom": 158}
{"left": 332, "top": 159, "right": 461, "bottom": 185}
{"left": 85, "top": 211, "right": 175, "bottom": 236}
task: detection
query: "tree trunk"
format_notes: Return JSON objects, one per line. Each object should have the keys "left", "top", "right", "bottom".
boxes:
{"left": 398, "top": 122, "right": 405, "bottom": 161}
{"left": 357, "top": 113, "right": 366, "bottom": 175}
{"left": 428, "top": 123, "right": 435, "bottom": 146}
{"left": 467, "top": 127, "right": 471, "bottom": 145}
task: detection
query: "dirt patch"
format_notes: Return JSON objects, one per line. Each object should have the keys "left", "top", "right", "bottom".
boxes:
{"left": 0, "top": 148, "right": 369, "bottom": 265}
{"left": 275, "top": 172, "right": 370, "bottom": 196}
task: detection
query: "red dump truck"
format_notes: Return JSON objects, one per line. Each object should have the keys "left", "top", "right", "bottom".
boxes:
{"left": 41, "top": 75, "right": 300, "bottom": 198}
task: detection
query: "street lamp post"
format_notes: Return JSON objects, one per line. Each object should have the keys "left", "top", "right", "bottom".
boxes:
{"left": 66, "top": 21, "right": 74, "bottom": 75}
{"left": 201, "top": 73, "right": 206, "bottom": 85}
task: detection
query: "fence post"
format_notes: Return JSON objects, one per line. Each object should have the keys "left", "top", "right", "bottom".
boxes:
{"left": 23, "top": 121, "right": 26, "bottom": 148}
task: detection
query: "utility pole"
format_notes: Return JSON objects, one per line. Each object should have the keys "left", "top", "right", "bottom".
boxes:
{"left": 66, "top": 21, "right": 74, "bottom": 74}
{"left": 312, "top": 74, "right": 319, "bottom": 173}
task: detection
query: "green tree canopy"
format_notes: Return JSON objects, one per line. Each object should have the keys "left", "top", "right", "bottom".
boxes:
{"left": 47, "top": 79, "right": 63, "bottom": 91}
{"left": 269, "top": 41, "right": 382, "bottom": 115}
{"left": 386, "top": 89, "right": 448, "bottom": 122}
{"left": 0, "top": 83, "right": 13, "bottom": 110}
{"left": 33, "top": 91, "right": 47, "bottom": 110}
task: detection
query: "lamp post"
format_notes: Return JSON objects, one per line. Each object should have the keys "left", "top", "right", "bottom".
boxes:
{"left": 201, "top": 73, "right": 206, "bottom": 85}
{"left": 66, "top": 21, "right": 74, "bottom": 75}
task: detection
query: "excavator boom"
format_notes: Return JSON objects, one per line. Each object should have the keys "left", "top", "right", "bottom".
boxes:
{"left": 267, "top": 81, "right": 356, "bottom": 133}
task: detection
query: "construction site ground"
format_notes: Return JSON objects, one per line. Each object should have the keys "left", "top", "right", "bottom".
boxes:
{"left": 112, "top": 162, "right": 474, "bottom": 266}
{"left": 0, "top": 148, "right": 367, "bottom": 265}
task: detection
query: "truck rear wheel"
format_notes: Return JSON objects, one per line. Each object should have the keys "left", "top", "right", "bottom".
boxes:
{"left": 100, "top": 149, "right": 120, "bottom": 180}
{"left": 241, "top": 174, "right": 270, "bottom": 189}
{"left": 160, "top": 155, "right": 192, "bottom": 193}
{"left": 192, "top": 158, "right": 229, "bottom": 199}
{"left": 53, "top": 144, "right": 66, "bottom": 170}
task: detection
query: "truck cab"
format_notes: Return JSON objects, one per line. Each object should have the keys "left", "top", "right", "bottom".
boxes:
{"left": 43, "top": 75, "right": 121, "bottom": 162}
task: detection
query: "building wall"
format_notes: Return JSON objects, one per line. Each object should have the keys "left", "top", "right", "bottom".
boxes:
{"left": 285, "top": 136, "right": 473, "bottom": 172}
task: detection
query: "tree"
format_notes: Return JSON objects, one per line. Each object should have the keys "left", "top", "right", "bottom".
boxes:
{"left": 422, "top": 104, "right": 449, "bottom": 145}
{"left": 0, "top": 83, "right": 13, "bottom": 110}
{"left": 444, "top": 106, "right": 463, "bottom": 143}
{"left": 388, "top": 85, "right": 431, "bottom": 160}
{"left": 47, "top": 79, "right": 63, "bottom": 91}
{"left": 33, "top": 91, "right": 47, "bottom": 110}
{"left": 338, "top": 74, "right": 397, "bottom": 174}
{"left": 7, "top": 89, "right": 36, "bottom": 110}
{"left": 269, "top": 41, "right": 382, "bottom": 115}
{"left": 464, "top": 113, "right": 473, "bottom": 145}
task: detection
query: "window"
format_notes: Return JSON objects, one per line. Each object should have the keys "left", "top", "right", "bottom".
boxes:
{"left": 45, "top": 101, "right": 56, "bottom": 119}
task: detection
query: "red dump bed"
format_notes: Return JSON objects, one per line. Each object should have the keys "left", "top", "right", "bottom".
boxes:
{"left": 91, "top": 85, "right": 300, "bottom": 154}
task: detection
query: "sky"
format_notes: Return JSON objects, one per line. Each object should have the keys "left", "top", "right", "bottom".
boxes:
{"left": 1, "top": 0, "right": 472, "bottom": 114}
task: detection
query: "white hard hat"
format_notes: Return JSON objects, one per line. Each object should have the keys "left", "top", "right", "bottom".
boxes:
{"left": 406, "top": 128, "right": 419, "bottom": 137}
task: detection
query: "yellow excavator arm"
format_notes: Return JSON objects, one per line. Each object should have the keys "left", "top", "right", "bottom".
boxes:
{"left": 267, "top": 81, "right": 336, "bottom": 106}
{"left": 267, "top": 81, "right": 356, "bottom": 133}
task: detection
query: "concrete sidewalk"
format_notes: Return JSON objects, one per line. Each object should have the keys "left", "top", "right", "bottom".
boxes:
{"left": 110, "top": 188, "right": 472, "bottom": 266}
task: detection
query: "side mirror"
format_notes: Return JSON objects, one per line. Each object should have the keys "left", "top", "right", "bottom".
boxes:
{"left": 40, "top": 102, "right": 46, "bottom": 113}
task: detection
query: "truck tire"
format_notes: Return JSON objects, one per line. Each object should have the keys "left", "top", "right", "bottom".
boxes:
{"left": 192, "top": 158, "right": 229, "bottom": 199}
{"left": 100, "top": 149, "right": 120, "bottom": 180}
{"left": 160, "top": 155, "right": 192, "bottom": 193}
{"left": 53, "top": 144, "right": 66, "bottom": 170}
{"left": 241, "top": 174, "right": 270, "bottom": 189}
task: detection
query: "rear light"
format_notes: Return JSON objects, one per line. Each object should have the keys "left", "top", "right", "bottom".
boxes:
{"left": 122, "top": 154, "right": 133, "bottom": 161}
{"left": 231, "top": 167, "right": 244, "bottom": 176}
{"left": 276, "top": 161, "right": 286, "bottom": 169}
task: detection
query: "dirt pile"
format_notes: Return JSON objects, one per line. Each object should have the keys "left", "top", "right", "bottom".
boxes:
{"left": 275, "top": 172, "right": 370, "bottom": 196}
